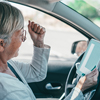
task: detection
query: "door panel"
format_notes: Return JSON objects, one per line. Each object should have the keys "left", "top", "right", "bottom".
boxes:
{"left": 29, "top": 60, "right": 75, "bottom": 98}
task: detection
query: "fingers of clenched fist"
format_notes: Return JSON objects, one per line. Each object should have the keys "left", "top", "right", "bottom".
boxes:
{"left": 28, "top": 20, "right": 45, "bottom": 48}
{"left": 30, "top": 21, "right": 46, "bottom": 34}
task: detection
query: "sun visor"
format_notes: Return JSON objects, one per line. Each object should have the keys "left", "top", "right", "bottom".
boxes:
{"left": 8, "top": 0, "right": 58, "bottom": 11}
{"left": 84, "top": 0, "right": 100, "bottom": 11}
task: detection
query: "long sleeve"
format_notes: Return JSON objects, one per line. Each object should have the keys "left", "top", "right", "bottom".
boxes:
{"left": 64, "top": 87, "right": 84, "bottom": 100}
{"left": 3, "top": 90, "right": 32, "bottom": 100}
{"left": 8, "top": 45, "right": 50, "bottom": 83}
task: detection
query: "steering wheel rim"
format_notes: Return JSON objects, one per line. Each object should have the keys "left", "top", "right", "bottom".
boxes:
{"left": 65, "top": 52, "right": 100, "bottom": 100}
{"left": 65, "top": 52, "right": 84, "bottom": 96}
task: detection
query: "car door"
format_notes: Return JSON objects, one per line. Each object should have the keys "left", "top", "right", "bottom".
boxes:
{"left": 10, "top": 1, "right": 88, "bottom": 99}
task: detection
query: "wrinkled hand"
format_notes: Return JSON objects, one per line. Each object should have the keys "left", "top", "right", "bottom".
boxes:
{"left": 28, "top": 20, "right": 46, "bottom": 48}
{"left": 76, "top": 68, "right": 99, "bottom": 92}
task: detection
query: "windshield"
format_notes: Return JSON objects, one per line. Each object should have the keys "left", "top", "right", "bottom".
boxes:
{"left": 84, "top": 0, "right": 100, "bottom": 10}
{"left": 61, "top": 0, "right": 100, "bottom": 27}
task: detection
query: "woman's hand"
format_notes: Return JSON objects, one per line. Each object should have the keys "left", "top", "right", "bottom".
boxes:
{"left": 28, "top": 20, "right": 45, "bottom": 48}
{"left": 76, "top": 68, "right": 99, "bottom": 92}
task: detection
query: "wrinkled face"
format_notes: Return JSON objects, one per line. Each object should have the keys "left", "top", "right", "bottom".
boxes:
{"left": 5, "top": 28, "right": 26, "bottom": 59}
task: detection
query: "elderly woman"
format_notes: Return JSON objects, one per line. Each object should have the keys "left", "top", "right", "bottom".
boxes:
{"left": 0, "top": 1, "right": 99, "bottom": 100}
{"left": 0, "top": 1, "right": 50, "bottom": 100}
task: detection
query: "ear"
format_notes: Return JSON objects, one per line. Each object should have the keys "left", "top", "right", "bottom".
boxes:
{"left": 0, "top": 39, "right": 6, "bottom": 52}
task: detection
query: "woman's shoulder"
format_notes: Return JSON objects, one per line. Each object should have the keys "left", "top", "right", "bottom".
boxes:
{"left": 0, "top": 73, "right": 27, "bottom": 99}
{"left": 7, "top": 59, "right": 23, "bottom": 70}
{"left": 7, "top": 59, "right": 19, "bottom": 65}
{"left": 0, "top": 72, "right": 26, "bottom": 89}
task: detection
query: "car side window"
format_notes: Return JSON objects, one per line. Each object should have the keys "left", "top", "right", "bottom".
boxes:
{"left": 11, "top": 3, "right": 88, "bottom": 62}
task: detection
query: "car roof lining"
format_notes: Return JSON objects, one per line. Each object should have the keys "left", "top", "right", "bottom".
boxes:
{"left": 7, "top": 0, "right": 58, "bottom": 11}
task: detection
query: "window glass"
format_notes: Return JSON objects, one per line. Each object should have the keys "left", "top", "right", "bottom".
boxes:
{"left": 61, "top": 0, "right": 100, "bottom": 27}
{"left": 11, "top": 3, "right": 88, "bottom": 62}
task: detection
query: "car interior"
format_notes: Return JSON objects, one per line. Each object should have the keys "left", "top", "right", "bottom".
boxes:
{"left": 2, "top": 0, "right": 100, "bottom": 99}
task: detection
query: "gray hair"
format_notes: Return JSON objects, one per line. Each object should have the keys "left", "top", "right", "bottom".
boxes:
{"left": 0, "top": 2, "right": 24, "bottom": 46}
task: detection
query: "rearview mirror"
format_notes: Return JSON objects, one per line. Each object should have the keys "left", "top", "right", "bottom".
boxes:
{"left": 71, "top": 40, "right": 88, "bottom": 56}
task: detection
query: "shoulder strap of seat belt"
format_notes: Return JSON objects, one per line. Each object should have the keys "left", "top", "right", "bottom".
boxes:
{"left": 7, "top": 62, "right": 23, "bottom": 83}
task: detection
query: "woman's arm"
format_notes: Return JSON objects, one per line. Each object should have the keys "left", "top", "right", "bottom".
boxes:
{"left": 64, "top": 87, "right": 84, "bottom": 100}
{"left": 76, "top": 68, "right": 98, "bottom": 92}
{"left": 9, "top": 45, "right": 50, "bottom": 83}
{"left": 8, "top": 21, "right": 50, "bottom": 83}
{"left": 64, "top": 68, "right": 98, "bottom": 100}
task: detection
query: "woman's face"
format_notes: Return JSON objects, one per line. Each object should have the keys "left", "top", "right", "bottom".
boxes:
{"left": 5, "top": 28, "right": 26, "bottom": 59}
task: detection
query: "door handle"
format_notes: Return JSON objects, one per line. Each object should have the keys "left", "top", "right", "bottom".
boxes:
{"left": 45, "top": 83, "right": 61, "bottom": 90}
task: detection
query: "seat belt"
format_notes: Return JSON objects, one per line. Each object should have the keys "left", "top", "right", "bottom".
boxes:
{"left": 7, "top": 62, "right": 23, "bottom": 83}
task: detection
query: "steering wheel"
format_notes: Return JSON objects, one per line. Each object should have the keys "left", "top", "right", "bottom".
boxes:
{"left": 65, "top": 52, "right": 100, "bottom": 100}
